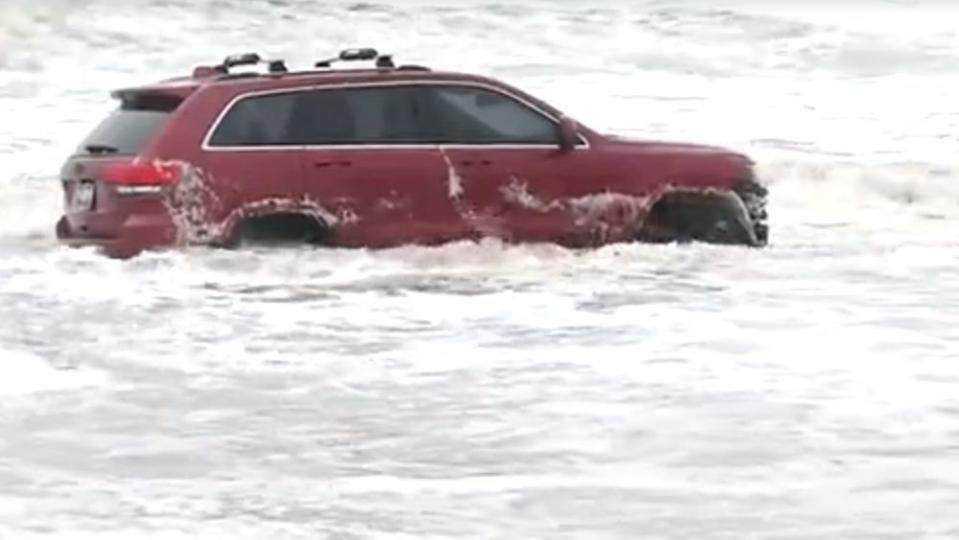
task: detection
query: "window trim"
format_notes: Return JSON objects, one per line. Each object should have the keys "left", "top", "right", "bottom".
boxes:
{"left": 201, "top": 80, "right": 590, "bottom": 151}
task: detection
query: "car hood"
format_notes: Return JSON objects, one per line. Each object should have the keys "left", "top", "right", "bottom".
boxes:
{"left": 603, "top": 134, "right": 749, "bottom": 160}
{"left": 600, "top": 134, "right": 755, "bottom": 188}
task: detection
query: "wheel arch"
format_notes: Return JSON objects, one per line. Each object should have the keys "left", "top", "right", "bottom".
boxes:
{"left": 637, "top": 184, "right": 762, "bottom": 246}
{"left": 216, "top": 198, "right": 337, "bottom": 247}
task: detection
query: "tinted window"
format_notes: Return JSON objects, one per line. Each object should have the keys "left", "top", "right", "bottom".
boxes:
{"left": 209, "top": 91, "right": 301, "bottom": 146}
{"left": 208, "top": 87, "right": 425, "bottom": 146}
{"left": 78, "top": 94, "right": 181, "bottom": 155}
{"left": 422, "top": 85, "right": 558, "bottom": 145}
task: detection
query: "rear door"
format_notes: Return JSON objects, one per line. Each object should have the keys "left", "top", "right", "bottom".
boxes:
{"left": 297, "top": 85, "right": 458, "bottom": 247}
{"left": 202, "top": 89, "right": 309, "bottom": 233}
{"left": 416, "top": 84, "right": 600, "bottom": 245}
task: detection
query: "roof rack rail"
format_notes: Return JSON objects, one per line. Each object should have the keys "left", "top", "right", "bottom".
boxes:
{"left": 315, "top": 48, "right": 396, "bottom": 69}
{"left": 190, "top": 48, "right": 429, "bottom": 80}
{"left": 192, "top": 52, "right": 288, "bottom": 79}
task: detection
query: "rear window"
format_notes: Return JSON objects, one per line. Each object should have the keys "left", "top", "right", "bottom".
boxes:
{"left": 78, "top": 93, "right": 181, "bottom": 156}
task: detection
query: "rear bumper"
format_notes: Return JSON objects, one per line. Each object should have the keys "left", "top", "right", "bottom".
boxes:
{"left": 55, "top": 213, "right": 178, "bottom": 259}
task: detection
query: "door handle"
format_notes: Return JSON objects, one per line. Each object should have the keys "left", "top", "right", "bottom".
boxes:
{"left": 314, "top": 160, "right": 352, "bottom": 168}
{"left": 459, "top": 159, "right": 492, "bottom": 167}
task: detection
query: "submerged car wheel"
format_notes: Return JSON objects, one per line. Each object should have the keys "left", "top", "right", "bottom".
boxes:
{"left": 222, "top": 213, "right": 329, "bottom": 248}
{"left": 733, "top": 179, "right": 769, "bottom": 246}
{"left": 637, "top": 189, "right": 762, "bottom": 247}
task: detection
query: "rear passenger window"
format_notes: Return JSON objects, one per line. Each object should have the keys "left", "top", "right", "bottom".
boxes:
{"left": 291, "top": 87, "right": 424, "bottom": 145}
{"left": 207, "top": 87, "right": 426, "bottom": 147}
{"left": 208, "top": 91, "right": 302, "bottom": 146}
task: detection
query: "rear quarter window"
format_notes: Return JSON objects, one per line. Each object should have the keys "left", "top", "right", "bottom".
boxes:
{"left": 78, "top": 93, "right": 181, "bottom": 156}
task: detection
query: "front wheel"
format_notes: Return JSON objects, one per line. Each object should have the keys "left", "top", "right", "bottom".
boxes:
{"left": 637, "top": 188, "right": 766, "bottom": 247}
{"left": 733, "top": 179, "right": 769, "bottom": 246}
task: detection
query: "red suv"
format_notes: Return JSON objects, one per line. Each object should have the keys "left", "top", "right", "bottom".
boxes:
{"left": 56, "top": 49, "right": 768, "bottom": 258}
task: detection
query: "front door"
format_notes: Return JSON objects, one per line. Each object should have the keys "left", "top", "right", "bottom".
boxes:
{"left": 295, "top": 86, "right": 460, "bottom": 247}
{"left": 415, "top": 84, "right": 603, "bottom": 246}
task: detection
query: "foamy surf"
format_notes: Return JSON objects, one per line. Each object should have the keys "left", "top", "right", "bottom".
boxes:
{"left": 0, "top": 182, "right": 61, "bottom": 242}
{"left": 759, "top": 160, "right": 959, "bottom": 214}
{"left": 0, "top": 0, "right": 82, "bottom": 66}
{"left": 0, "top": 350, "right": 106, "bottom": 397}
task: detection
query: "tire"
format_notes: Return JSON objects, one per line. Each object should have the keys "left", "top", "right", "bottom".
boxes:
{"left": 222, "top": 213, "right": 329, "bottom": 248}
{"left": 733, "top": 179, "right": 769, "bottom": 246}
{"left": 638, "top": 191, "right": 759, "bottom": 247}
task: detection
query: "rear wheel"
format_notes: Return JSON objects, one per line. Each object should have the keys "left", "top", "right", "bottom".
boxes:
{"left": 222, "top": 213, "right": 329, "bottom": 248}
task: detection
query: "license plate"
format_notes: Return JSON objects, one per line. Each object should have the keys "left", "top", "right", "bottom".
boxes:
{"left": 72, "top": 182, "right": 95, "bottom": 211}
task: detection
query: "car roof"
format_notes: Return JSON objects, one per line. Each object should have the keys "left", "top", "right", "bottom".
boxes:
{"left": 109, "top": 48, "right": 569, "bottom": 122}
{"left": 113, "top": 66, "right": 565, "bottom": 120}
{"left": 114, "top": 48, "right": 541, "bottom": 101}
{"left": 120, "top": 68, "right": 505, "bottom": 95}
{"left": 206, "top": 69, "right": 509, "bottom": 92}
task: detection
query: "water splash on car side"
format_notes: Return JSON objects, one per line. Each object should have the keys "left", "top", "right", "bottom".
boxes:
{"left": 441, "top": 151, "right": 465, "bottom": 201}
{"left": 499, "top": 177, "right": 563, "bottom": 213}
{"left": 164, "top": 160, "right": 224, "bottom": 245}
{"left": 162, "top": 160, "right": 345, "bottom": 246}
{"left": 499, "top": 176, "right": 658, "bottom": 244}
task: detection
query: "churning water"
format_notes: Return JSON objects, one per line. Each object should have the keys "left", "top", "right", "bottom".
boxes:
{"left": 1, "top": 1, "right": 958, "bottom": 538}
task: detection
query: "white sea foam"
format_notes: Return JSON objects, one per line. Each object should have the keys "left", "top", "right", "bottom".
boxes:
{"left": 0, "top": 349, "right": 106, "bottom": 397}
{"left": 0, "top": 182, "right": 61, "bottom": 241}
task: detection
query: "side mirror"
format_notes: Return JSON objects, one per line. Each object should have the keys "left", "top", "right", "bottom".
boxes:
{"left": 557, "top": 117, "right": 580, "bottom": 152}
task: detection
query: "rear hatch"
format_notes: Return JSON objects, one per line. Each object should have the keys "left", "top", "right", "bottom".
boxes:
{"left": 60, "top": 92, "right": 184, "bottom": 237}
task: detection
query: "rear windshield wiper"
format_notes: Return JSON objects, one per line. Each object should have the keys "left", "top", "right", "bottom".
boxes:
{"left": 84, "top": 144, "right": 119, "bottom": 154}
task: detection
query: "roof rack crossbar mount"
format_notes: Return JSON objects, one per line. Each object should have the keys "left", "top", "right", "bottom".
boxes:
{"left": 213, "top": 52, "right": 288, "bottom": 75}
{"left": 315, "top": 48, "right": 388, "bottom": 68}
{"left": 223, "top": 52, "right": 261, "bottom": 69}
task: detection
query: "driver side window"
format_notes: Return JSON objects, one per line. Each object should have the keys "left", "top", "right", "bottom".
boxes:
{"left": 421, "top": 85, "right": 559, "bottom": 145}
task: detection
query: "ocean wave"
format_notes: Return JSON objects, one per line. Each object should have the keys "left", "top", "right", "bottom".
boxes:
{"left": 0, "top": 1, "right": 83, "bottom": 66}
{"left": 0, "top": 181, "right": 61, "bottom": 242}
{"left": 0, "top": 349, "right": 107, "bottom": 397}
{"left": 759, "top": 160, "right": 959, "bottom": 217}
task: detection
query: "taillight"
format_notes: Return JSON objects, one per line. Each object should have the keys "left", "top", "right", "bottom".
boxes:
{"left": 104, "top": 162, "right": 181, "bottom": 187}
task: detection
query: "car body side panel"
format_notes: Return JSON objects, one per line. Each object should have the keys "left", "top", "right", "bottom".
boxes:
{"left": 301, "top": 147, "right": 461, "bottom": 248}
{"left": 151, "top": 85, "right": 313, "bottom": 244}
{"left": 440, "top": 147, "right": 606, "bottom": 246}
{"left": 195, "top": 149, "right": 306, "bottom": 242}
{"left": 442, "top": 142, "right": 741, "bottom": 247}
{"left": 597, "top": 139, "right": 753, "bottom": 190}
{"left": 141, "top": 84, "right": 226, "bottom": 161}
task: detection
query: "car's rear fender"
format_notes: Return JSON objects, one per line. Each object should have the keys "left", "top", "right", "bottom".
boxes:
{"left": 213, "top": 198, "right": 339, "bottom": 246}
